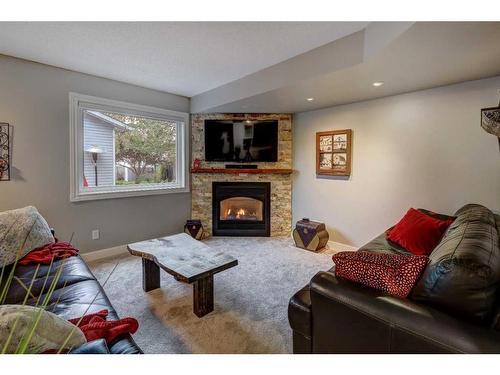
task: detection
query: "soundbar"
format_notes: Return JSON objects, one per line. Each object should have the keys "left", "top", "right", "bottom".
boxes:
{"left": 225, "top": 164, "right": 258, "bottom": 169}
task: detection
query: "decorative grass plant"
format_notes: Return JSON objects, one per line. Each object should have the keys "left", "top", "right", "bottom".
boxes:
{"left": 1, "top": 249, "right": 118, "bottom": 354}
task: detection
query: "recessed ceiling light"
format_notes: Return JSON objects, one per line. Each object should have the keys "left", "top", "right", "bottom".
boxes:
{"left": 306, "top": 97, "right": 314, "bottom": 101}
{"left": 372, "top": 81, "right": 384, "bottom": 87}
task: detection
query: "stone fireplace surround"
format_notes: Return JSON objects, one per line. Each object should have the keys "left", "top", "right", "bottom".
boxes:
{"left": 191, "top": 113, "right": 292, "bottom": 237}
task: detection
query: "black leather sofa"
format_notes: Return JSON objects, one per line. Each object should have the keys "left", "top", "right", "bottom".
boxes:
{"left": 288, "top": 204, "right": 500, "bottom": 353}
{"left": 1, "top": 248, "right": 142, "bottom": 354}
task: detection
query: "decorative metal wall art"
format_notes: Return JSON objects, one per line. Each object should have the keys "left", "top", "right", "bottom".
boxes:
{"left": 0, "top": 123, "right": 11, "bottom": 181}
{"left": 481, "top": 97, "right": 500, "bottom": 151}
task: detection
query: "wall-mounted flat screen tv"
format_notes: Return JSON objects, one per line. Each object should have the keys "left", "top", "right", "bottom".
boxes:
{"left": 204, "top": 120, "right": 278, "bottom": 162}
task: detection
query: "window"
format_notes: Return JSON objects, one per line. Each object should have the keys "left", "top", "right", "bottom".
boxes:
{"left": 69, "top": 93, "right": 189, "bottom": 201}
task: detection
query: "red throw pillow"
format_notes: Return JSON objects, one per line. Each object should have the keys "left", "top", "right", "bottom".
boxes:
{"left": 387, "top": 208, "right": 454, "bottom": 255}
{"left": 332, "top": 251, "right": 428, "bottom": 298}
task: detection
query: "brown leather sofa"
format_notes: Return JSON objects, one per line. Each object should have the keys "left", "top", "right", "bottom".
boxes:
{"left": 288, "top": 204, "right": 500, "bottom": 353}
{"left": 1, "top": 239, "right": 142, "bottom": 354}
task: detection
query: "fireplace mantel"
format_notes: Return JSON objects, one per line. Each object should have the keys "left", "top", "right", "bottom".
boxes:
{"left": 191, "top": 168, "right": 293, "bottom": 175}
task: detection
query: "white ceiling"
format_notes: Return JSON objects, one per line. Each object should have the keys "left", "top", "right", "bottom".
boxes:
{"left": 2, "top": 21, "right": 498, "bottom": 113}
{"left": 0, "top": 22, "right": 368, "bottom": 97}
{"left": 192, "top": 22, "right": 500, "bottom": 113}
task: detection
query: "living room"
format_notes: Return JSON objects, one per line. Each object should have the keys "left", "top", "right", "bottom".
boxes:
{"left": 1, "top": 1, "right": 500, "bottom": 373}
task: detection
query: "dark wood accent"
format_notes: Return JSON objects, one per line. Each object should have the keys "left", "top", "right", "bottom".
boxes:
{"left": 193, "top": 275, "right": 214, "bottom": 318}
{"left": 316, "top": 129, "right": 352, "bottom": 176}
{"left": 142, "top": 258, "right": 160, "bottom": 292}
{"left": 191, "top": 168, "right": 293, "bottom": 175}
{"left": 128, "top": 233, "right": 238, "bottom": 317}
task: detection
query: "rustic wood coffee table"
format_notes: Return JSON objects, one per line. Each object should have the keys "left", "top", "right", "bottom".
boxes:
{"left": 127, "top": 233, "right": 238, "bottom": 317}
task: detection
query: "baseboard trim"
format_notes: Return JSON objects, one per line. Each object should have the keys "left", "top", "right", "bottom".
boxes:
{"left": 81, "top": 244, "right": 128, "bottom": 263}
{"left": 327, "top": 240, "right": 357, "bottom": 253}
{"left": 81, "top": 239, "right": 357, "bottom": 262}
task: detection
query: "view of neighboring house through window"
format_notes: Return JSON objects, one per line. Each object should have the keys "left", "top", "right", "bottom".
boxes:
{"left": 70, "top": 93, "right": 188, "bottom": 201}
{"left": 83, "top": 110, "right": 177, "bottom": 188}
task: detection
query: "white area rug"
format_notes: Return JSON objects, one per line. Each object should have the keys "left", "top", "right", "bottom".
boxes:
{"left": 89, "top": 236, "right": 337, "bottom": 353}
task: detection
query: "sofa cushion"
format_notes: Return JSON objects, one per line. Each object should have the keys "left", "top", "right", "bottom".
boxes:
{"left": 1, "top": 254, "right": 143, "bottom": 354}
{"left": 412, "top": 204, "right": 500, "bottom": 323}
{"left": 23, "top": 277, "right": 142, "bottom": 354}
{"left": 0, "top": 304, "right": 86, "bottom": 353}
{"left": 1, "top": 255, "right": 96, "bottom": 304}
{"left": 417, "top": 208, "right": 456, "bottom": 222}
{"left": 387, "top": 208, "right": 453, "bottom": 256}
{"left": 332, "top": 251, "right": 428, "bottom": 298}
{"left": 491, "top": 213, "right": 500, "bottom": 330}
{"left": 0, "top": 206, "right": 55, "bottom": 266}
{"left": 360, "top": 209, "right": 456, "bottom": 256}
{"left": 359, "top": 232, "right": 408, "bottom": 255}
{"left": 70, "top": 338, "right": 110, "bottom": 354}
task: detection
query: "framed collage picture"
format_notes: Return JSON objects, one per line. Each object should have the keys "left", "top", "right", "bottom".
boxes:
{"left": 316, "top": 129, "right": 352, "bottom": 176}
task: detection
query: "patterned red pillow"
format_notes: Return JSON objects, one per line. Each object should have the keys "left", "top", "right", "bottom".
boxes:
{"left": 332, "top": 251, "right": 428, "bottom": 298}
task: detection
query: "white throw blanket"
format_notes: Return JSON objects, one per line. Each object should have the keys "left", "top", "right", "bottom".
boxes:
{"left": 0, "top": 206, "right": 55, "bottom": 266}
{"left": 0, "top": 305, "right": 86, "bottom": 353}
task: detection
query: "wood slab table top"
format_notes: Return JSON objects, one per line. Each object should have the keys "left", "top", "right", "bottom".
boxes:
{"left": 127, "top": 233, "right": 238, "bottom": 283}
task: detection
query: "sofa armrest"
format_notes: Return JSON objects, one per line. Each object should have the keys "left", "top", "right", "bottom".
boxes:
{"left": 288, "top": 285, "right": 312, "bottom": 353}
{"left": 309, "top": 271, "right": 500, "bottom": 353}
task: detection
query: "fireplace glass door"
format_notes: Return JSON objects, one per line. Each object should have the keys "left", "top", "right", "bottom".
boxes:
{"left": 220, "top": 197, "right": 263, "bottom": 221}
{"left": 212, "top": 181, "right": 270, "bottom": 236}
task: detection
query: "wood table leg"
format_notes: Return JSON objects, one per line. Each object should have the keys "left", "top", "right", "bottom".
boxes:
{"left": 142, "top": 258, "right": 160, "bottom": 292}
{"left": 193, "top": 275, "right": 214, "bottom": 317}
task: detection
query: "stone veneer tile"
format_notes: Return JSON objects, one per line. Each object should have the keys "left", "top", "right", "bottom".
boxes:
{"left": 191, "top": 114, "right": 293, "bottom": 237}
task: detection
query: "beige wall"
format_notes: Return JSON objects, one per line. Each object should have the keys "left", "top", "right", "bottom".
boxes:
{"left": 0, "top": 55, "right": 191, "bottom": 253}
{"left": 293, "top": 76, "right": 500, "bottom": 248}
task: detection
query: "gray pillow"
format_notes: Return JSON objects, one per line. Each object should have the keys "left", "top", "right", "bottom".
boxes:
{"left": 0, "top": 206, "right": 55, "bottom": 266}
{"left": 0, "top": 305, "right": 86, "bottom": 353}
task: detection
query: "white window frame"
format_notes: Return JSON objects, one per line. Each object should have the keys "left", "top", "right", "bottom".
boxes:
{"left": 69, "top": 92, "right": 189, "bottom": 202}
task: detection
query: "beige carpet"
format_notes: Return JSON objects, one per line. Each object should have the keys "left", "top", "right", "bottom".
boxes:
{"left": 89, "top": 236, "right": 336, "bottom": 353}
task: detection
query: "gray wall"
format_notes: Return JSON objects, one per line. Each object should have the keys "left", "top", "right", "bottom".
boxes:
{"left": 293, "top": 76, "right": 500, "bottom": 248}
{"left": 0, "top": 55, "right": 191, "bottom": 253}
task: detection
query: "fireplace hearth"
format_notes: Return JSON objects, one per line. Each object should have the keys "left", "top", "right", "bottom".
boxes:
{"left": 212, "top": 182, "right": 270, "bottom": 236}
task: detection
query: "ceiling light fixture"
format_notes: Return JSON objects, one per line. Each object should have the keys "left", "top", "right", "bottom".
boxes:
{"left": 372, "top": 81, "right": 384, "bottom": 87}
{"left": 306, "top": 97, "right": 314, "bottom": 101}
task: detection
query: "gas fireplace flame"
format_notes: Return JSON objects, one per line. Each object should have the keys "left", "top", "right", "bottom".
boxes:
{"left": 224, "top": 207, "right": 255, "bottom": 219}
{"left": 236, "top": 208, "right": 246, "bottom": 218}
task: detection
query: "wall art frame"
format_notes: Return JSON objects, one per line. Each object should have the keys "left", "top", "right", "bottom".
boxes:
{"left": 316, "top": 129, "right": 352, "bottom": 176}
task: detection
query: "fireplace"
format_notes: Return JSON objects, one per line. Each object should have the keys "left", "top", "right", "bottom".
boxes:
{"left": 212, "top": 182, "right": 271, "bottom": 236}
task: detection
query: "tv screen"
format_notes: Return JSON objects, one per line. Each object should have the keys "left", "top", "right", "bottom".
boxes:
{"left": 204, "top": 120, "right": 278, "bottom": 162}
